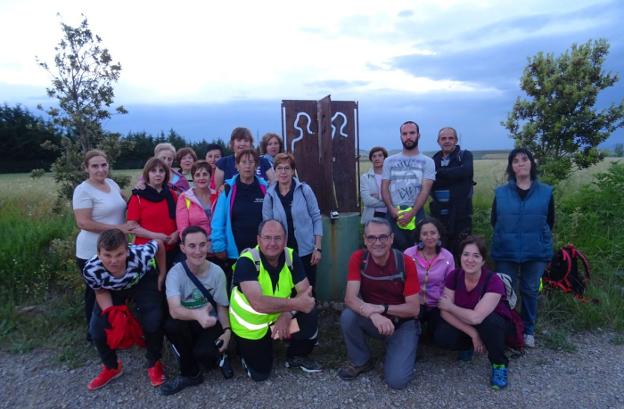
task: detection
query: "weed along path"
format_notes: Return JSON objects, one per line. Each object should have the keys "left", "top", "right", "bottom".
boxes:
{"left": 0, "top": 331, "right": 622, "bottom": 409}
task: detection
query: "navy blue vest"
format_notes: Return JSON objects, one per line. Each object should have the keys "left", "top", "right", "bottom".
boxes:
{"left": 491, "top": 181, "right": 553, "bottom": 262}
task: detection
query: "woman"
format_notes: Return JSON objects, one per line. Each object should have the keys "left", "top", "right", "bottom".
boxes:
{"left": 435, "top": 236, "right": 514, "bottom": 390}
{"left": 205, "top": 143, "right": 224, "bottom": 204}
{"left": 128, "top": 157, "right": 180, "bottom": 268}
{"left": 176, "top": 147, "right": 197, "bottom": 187}
{"left": 360, "top": 146, "right": 388, "bottom": 224}
{"left": 211, "top": 149, "right": 268, "bottom": 283}
{"left": 404, "top": 217, "right": 455, "bottom": 336}
{"left": 491, "top": 148, "right": 554, "bottom": 348}
{"left": 213, "top": 127, "right": 275, "bottom": 189}
{"left": 154, "top": 143, "right": 190, "bottom": 194}
{"left": 263, "top": 153, "right": 323, "bottom": 286}
{"left": 176, "top": 160, "right": 214, "bottom": 246}
{"left": 259, "top": 132, "right": 283, "bottom": 165}
{"left": 73, "top": 149, "right": 129, "bottom": 337}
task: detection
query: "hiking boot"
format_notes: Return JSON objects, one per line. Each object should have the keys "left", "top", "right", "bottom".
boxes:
{"left": 147, "top": 361, "right": 166, "bottom": 387}
{"left": 285, "top": 356, "right": 322, "bottom": 373}
{"left": 87, "top": 361, "right": 123, "bottom": 391}
{"left": 457, "top": 349, "right": 474, "bottom": 362}
{"left": 524, "top": 334, "right": 535, "bottom": 348}
{"left": 160, "top": 372, "right": 203, "bottom": 396}
{"left": 218, "top": 353, "right": 234, "bottom": 379}
{"left": 490, "top": 364, "right": 508, "bottom": 390}
{"left": 338, "top": 360, "right": 374, "bottom": 381}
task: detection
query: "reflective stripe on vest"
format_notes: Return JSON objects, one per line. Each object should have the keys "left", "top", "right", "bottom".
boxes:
{"left": 229, "top": 246, "right": 295, "bottom": 340}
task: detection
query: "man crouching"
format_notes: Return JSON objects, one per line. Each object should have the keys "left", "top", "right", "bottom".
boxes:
{"left": 82, "top": 229, "right": 167, "bottom": 390}
{"left": 229, "top": 219, "right": 320, "bottom": 381}
{"left": 339, "top": 217, "right": 421, "bottom": 389}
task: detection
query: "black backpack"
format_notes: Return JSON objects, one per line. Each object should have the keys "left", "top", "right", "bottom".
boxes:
{"left": 543, "top": 244, "right": 591, "bottom": 299}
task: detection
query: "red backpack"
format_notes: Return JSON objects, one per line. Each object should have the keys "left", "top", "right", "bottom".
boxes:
{"left": 543, "top": 244, "right": 591, "bottom": 301}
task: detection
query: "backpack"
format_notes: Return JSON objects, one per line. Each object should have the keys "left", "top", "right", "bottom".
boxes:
{"left": 456, "top": 270, "right": 517, "bottom": 310}
{"left": 543, "top": 244, "right": 591, "bottom": 299}
{"left": 360, "top": 248, "right": 405, "bottom": 282}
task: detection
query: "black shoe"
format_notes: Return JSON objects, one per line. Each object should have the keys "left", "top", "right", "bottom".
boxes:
{"left": 285, "top": 356, "right": 322, "bottom": 373}
{"left": 219, "top": 353, "right": 234, "bottom": 379}
{"left": 160, "top": 373, "right": 203, "bottom": 396}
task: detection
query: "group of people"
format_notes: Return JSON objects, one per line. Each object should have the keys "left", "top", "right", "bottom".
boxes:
{"left": 72, "top": 120, "right": 554, "bottom": 394}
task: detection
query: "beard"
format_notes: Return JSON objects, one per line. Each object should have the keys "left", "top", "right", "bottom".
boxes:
{"left": 402, "top": 138, "right": 418, "bottom": 150}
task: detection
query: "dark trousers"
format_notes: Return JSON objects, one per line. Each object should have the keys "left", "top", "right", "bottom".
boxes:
{"left": 418, "top": 305, "right": 441, "bottom": 342}
{"left": 235, "top": 308, "right": 318, "bottom": 381}
{"left": 164, "top": 318, "right": 223, "bottom": 377}
{"left": 88, "top": 271, "right": 164, "bottom": 369}
{"left": 386, "top": 208, "right": 425, "bottom": 251}
{"left": 434, "top": 312, "right": 513, "bottom": 366}
{"left": 76, "top": 257, "right": 94, "bottom": 331}
{"left": 299, "top": 253, "right": 318, "bottom": 289}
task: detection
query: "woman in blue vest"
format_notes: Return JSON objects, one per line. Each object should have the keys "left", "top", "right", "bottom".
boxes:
{"left": 491, "top": 148, "right": 554, "bottom": 348}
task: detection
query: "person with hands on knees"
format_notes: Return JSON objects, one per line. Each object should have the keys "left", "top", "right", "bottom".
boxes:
{"left": 82, "top": 229, "right": 167, "bottom": 391}
{"left": 434, "top": 235, "right": 515, "bottom": 390}
{"left": 229, "top": 219, "right": 321, "bottom": 381}
{"left": 128, "top": 157, "right": 180, "bottom": 269}
{"left": 339, "top": 217, "right": 421, "bottom": 390}
{"left": 161, "top": 226, "right": 233, "bottom": 396}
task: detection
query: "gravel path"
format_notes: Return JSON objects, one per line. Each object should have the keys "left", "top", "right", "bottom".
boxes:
{"left": 1, "top": 327, "right": 622, "bottom": 409}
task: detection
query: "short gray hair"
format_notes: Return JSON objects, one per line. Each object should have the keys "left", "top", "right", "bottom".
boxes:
{"left": 363, "top": 217, "right": 392, "bottom": 234}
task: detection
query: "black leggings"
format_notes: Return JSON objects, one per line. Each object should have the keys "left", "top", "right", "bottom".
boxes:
{"left": 434, "top": 312, "right": 513, "bottom": 366}
{"left": 164, "top": 318, "right": 223, "bottom": 376}
{"left": 76, "top": 257, "right": 94, "bottom": 331}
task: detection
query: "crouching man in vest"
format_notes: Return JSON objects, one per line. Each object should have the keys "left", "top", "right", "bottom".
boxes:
{"left": 229, "top": 219, "right": 321, "bottom": 381}
{"left": 82, "top": 229, "right": 167, "bottom": 390}
{"left": 338, "top": 217, "right": 421, "bottom": 389}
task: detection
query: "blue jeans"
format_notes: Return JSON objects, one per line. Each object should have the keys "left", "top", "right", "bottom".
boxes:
{"left": 340, "top": 308, "right": 420, "bottom": 389}
{"left": 495, "top": 260, "right": 546, "bottom": 336}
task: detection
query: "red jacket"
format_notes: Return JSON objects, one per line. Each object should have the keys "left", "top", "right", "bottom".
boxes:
{"left": 103, "top": 305, "right": 145, "bottom": 350}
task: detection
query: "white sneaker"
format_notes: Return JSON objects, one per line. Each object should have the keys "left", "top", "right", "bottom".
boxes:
{"left": 524, "top": 334, "right": 535, "bottom": 348}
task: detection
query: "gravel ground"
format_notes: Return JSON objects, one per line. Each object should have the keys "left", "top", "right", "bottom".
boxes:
{"left": 1, "top": 320, "right": 623, "bottom": 409}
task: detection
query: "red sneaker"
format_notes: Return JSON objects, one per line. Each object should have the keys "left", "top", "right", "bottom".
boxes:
{"left": 147, "top": 360, "right": 166, "bottom": 386}
{"left": 87, "top": 361, "right": 123, "bottom": 391}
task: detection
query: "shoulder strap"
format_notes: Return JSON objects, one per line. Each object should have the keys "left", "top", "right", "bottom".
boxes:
{"left": 181, "top": 261, "right": 218, "bottom": 311}
{"left": 392, "top": 249, "right": 405, "bottom": 281}
{"left": 360, "top": 250, "right": 369, "bottom": 275}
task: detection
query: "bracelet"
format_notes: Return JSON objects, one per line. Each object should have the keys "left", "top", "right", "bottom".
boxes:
{"left": 222, "top": 327, "right": 231, "bottom": 332}
{"left": 383, "top": 304, "right": 389, "bottom": 314}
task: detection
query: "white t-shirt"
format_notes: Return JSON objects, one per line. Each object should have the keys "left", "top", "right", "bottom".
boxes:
{"left": 72, "top": 178, "right": 126, "bottom": 259}
{"left": 382, "top": 152, "right": 436, "bottom": 207}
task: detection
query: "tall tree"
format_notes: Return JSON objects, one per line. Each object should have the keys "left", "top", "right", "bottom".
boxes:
{"left": 503, "top": 39, "right": 624, "bottom": 182}
{"left": 36, "top": 16, "right": 129, "bottom": 199}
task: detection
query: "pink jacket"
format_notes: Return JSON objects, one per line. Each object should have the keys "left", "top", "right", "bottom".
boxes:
{"left": 176, "top": 188, "right": 213, "bottom": 239}
{"left": 403, "top": 247, "right": 455, "bottom": 307}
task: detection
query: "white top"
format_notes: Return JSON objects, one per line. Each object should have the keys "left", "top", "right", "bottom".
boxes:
{"left": 72, "top": 178, "right": 126, "bottom": 259}
{"left": 381, "top": 152, "right": 436, "bottom": 207}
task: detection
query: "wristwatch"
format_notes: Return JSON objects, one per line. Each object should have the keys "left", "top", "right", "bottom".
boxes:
{"left": 314, "top": 247, "right": 322, "bottom": 253}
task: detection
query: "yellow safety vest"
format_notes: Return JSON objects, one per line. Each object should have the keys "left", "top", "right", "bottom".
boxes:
{"left": 229, "top": 247, "right": 295, "bottom": 340}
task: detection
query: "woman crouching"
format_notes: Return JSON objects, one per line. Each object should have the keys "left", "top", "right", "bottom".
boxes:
{"left": 435, "top": 235, "right": 514, "bottom": 390}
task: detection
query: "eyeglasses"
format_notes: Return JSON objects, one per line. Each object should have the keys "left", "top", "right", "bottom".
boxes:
{"left": 260, "top": 235, "right": 284, "bottom": 243}
{"left": 365, "top": 234, "right": 391, "bottom": 244}
{"left": 275, "top": 166, "right": 292, "bottom": 172}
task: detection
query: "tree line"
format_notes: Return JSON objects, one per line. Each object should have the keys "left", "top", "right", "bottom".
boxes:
{"left": 0, "top": 103, "right": 230, "bottom": 173}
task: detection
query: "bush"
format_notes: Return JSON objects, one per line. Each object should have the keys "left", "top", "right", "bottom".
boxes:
{"left": 30, "top": 169, "right": 45, "bottom": 179}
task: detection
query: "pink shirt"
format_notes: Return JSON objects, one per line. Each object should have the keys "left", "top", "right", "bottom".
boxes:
{"left": 404, "top": 247, "right": 455, "bottom": 307}
{"left": 176, "top": 188, "right": 213, "bottom": 240}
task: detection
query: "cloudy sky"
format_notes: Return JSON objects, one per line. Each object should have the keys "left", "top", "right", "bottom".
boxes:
{"left": 1, "top": 0, "right": 622, "bottom": 151}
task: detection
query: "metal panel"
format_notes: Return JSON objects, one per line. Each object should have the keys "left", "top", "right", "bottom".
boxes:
{"left": 330, "top": 100, "right": 358, "bottom": 212}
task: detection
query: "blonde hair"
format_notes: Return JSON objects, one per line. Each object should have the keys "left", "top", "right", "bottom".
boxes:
{"left": 154, "top": 142, "right": 176, "bottom": 156}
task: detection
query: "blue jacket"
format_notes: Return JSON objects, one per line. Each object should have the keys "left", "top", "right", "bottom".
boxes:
{"left": 211, "top": 175, "right": 268, "bottom": 260}
{"left": 491, "top": 180, "right": 553, "bottom": 263}
{"left": 262, "top": 178, "right": 323, "bottom": 256}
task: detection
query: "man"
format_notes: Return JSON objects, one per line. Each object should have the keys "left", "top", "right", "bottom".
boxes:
{"left": 381, "top": 121, "right": 436, "bottom": 250}
{"left": 338, "top": 217, "right": 421, "bottom": 390}
{"left": 82, "top": 229, "right": 167, "bottom": 391}
{"left": 429, "top": 127, "right": 474, "bottom": 254}
{"left": 213, "top": 127, "right": 276, "bottom": 189}
{"left": 229, "top": 219, "right": 320, "bottom": 381}
{"left": 161, "top": 226, "right": 232, "bottom": 396}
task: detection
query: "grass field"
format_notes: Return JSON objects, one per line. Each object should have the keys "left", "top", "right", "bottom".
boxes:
{"left": 0, "top": 159, "right": 622, "bottom": 359}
